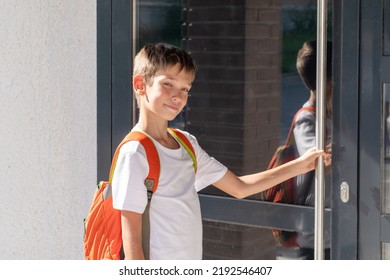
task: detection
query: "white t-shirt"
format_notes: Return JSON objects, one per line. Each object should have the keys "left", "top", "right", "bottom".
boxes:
{"left": 112, "top": 129, "right": 227, "bottom": 260}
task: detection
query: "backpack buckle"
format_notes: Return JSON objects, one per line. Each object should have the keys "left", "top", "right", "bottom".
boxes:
{"left": 144, "top": 179, "right": 154, "bottom": 200}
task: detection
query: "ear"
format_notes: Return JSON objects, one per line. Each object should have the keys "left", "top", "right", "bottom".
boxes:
{"left": 133, "top": 74, "right": 145, "bottom": 95}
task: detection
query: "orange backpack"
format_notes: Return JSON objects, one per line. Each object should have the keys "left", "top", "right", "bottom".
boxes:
{"left": 83, "top": 128, "right": 196, "bottom": 260}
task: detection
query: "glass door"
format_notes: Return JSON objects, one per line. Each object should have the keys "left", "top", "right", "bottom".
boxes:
{"left": 133, "top": 0, "right": 332, "bottom": 260}
{"left": 99, "top": 0, "right": 335, "bottom": 260}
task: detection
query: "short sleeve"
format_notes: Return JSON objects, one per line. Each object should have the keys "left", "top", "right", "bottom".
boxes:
{"left": 293, "top": 110, "right": 316, "bottom": 156}
{"left": 111, "top": 141, "right": 149, "bottom": 213}
{"left": 181, "top": 132, "right": 228, "bottom": 191}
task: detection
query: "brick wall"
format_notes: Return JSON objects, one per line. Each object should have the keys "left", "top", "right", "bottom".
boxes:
{"left": 183, "top": 0, "right": 281, "bottom": 175}
{"left": 202, "top": 221, "right": 276, "bottom": 260}
{"left": 182, "top": 0, "right": 282, "bottom": 259}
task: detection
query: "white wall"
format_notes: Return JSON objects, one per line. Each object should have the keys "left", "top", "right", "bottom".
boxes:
{"left": 0, "top": 0, "right": 96, "bottom": 259}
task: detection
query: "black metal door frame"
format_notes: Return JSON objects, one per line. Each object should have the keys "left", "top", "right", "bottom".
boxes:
{"left": 97, "top": 0, "right": 134, "bottom": 181}
{"left": 333, "top": 0, "right": 390, "bottom": 260}
{"left": 331, "top": 0, "right": 360, "bottom": 259}
{"left": 359, "top": 0, "right": 390, "bottom": 259}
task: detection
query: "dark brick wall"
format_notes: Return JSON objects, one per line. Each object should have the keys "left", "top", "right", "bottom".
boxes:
{"left": 182, "top": 0, "right": 283, "bottom": 260}
{"left": 183, "top": 0, "right": 281, "bottom": 176}
{"left": 202, "top": 221, "right": 276, "bottom": 260}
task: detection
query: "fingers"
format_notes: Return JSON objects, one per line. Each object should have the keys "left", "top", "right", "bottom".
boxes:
{"left": 324, "top": 151, "right": 332, "bottom": 167}
{"left": 307, "top": 146, "right": 331, "bottom": 169}
{"left": 307, "top": 147, "right": 325, "bottom": 158}
{"left": 308, "top": 147, "right": 329, "bottom": 157}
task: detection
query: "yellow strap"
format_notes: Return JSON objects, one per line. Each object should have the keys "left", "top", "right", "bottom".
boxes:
{"left": 168, "top": 128, "right": 197, "bottom": 173}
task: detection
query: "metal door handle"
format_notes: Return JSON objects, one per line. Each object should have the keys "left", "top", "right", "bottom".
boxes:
{"left": 340, "top": 182, "right": 350, "bottom": 203}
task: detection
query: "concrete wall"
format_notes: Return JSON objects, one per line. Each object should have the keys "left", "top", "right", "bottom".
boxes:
{"left": 0, "top": 0, "right": 96, "bottom": 259}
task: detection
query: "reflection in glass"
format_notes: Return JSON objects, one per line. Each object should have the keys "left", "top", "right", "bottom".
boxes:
{"left": 137, "top": 0, "right": 182, "bottom": 48}
{"left": 203, "top": 221, "right": 277, "bottom": 260}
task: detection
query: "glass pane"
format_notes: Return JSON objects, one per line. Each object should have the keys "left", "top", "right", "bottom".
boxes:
{"left": 136, "top": 0, "right": 186, "bottom": 129}
{"left": 137, "top": 0, "right": 182, "bottom": 48}
{"left": 383, "top": 84, "right": 390, "bottom": 214}
{"left": 382, "top": 242, "right": 390, "bottom": 259}
{"left": 203, "top": 221, "right": 277, "bottom": 260}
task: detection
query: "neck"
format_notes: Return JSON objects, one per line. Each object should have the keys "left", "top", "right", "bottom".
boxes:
{"left": 135, "top": 120, "right": 180, "bottom": 149}
{"left": 309, "top": 91, "right": 332, "bottom": 118}
{"left": 135, "top": 117, "right": 170, "bottom": 140}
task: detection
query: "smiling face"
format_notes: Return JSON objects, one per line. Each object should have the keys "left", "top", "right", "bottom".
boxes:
{"left": 136, "top": 64, "right": 193, "bottom": 122}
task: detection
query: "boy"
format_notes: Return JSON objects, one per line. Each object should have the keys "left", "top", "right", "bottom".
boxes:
{"left": 293, "top": 40, "right": 332, "bottom": 259}
{"left": 112, "top": 42, "right": 326, "bottom": 260}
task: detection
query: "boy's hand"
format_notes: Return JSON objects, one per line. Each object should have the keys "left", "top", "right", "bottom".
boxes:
{"left": 324, "top": 144, "right": 332, "bottom": 168}
{"left": 299, "top": 147, "right": 329, "bottom": 173}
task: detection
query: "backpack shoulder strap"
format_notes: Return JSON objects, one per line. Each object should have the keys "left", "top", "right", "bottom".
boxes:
{"left": 167, "top": 128, "right": 197, "bottom": 173}
{"left": 104, "top": 131, "right": 161, "bottom": 260}
{"left": 108, "top": 131, "right": 160, "bottom": 195}
{"left": 285, "top": 106, "right": 315, "bottom": 146}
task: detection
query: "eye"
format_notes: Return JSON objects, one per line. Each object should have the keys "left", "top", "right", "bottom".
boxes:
{"left": 164, "top": 82, "right": 173, "bottom": 87}
{"left": 182, "top": 88, "right": 190, "bottom": 93}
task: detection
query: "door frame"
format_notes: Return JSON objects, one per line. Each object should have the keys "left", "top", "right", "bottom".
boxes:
{"left": 97, "top": 0, "right": 390, "bottom": 260}
{"left": 359, "top": 0, "right": 390, "bottom": 259}
{"left": 96, "top": 0, "right": 331, "bottom": 234}
{"left": 97, "top": 0, "right": 134, "bottom": 181}
{"left": 330, "top": 0, "right": 360, "bottom": 259}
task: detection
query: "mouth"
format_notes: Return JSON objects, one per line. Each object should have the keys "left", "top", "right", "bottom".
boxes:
{"left": 164, "top": 103, "right": 180, "bottom": 112}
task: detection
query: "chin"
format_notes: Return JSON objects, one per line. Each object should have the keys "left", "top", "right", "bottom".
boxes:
{"left": 167, "top": 112, "right": 181, "bottom": 121}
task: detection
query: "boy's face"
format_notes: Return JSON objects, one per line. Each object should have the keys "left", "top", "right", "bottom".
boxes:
{"left": 140, "top": 64, "right": 193, "bottom": 121}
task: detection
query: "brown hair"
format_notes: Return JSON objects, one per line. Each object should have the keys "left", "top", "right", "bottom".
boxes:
{"left": 133, "top": 42, "right": 197, "bottom": 84}
{"left": 296, "top": 40, "right": 332, "bottom": 91}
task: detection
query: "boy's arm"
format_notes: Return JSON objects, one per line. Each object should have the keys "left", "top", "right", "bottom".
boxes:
{"left": 213, "top": 148, "right": 325, "bottom": 199}
{"left": 121, "top": 210, "right": 145, "bottom": 260}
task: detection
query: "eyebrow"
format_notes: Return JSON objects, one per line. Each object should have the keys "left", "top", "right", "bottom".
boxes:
{"left": 164, "top": 75, "right": 192, "bottom": 88}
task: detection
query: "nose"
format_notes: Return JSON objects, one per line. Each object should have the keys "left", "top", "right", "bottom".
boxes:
{"left": 171, "top": 89, "right": 182, "bottom": 102}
